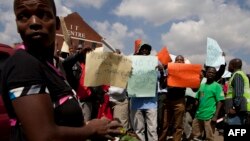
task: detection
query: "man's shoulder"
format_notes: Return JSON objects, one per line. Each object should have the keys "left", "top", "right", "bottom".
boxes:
{"left": 9, "top": 49, "right": 36, "bottom": 61}
{"left": 2, "top": 50, "right": 41, "bottom": 74}
{"left": 233, "top": 72, "right": 244, "bottom": 80}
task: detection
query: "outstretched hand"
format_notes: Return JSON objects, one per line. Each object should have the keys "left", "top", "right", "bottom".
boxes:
{"left": 106, "top": 120, "right": 124, "bottom": 138}
{"left": 79, "top": 46, "right": 93, "bottom": 55}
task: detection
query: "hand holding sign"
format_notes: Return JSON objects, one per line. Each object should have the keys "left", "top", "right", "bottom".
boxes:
{"left": 205, "top": 37, "right": 225, "bottom": 67}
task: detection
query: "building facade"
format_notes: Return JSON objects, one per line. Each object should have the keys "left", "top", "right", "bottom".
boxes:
{"left": 56, "top": 12, "right": 104, "bottom": 52}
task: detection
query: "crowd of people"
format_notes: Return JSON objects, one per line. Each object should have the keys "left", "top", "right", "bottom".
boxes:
{"left": 0, "top": 0, "right": 250, "bottom": 141}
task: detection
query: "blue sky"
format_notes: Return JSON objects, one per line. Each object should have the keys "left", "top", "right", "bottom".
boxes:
{"left": 0, "top": 0, "right": 250, "bottom": 72}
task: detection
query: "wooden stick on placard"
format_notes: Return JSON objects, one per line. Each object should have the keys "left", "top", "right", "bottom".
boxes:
{"left": 59, "top": 17, "right": 71, "bottom": 47}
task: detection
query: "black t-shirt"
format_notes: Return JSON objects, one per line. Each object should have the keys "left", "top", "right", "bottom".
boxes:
{"left": 167, "top": 87, "right": 186, "bottom": 100}
{"left": 0, "top": 50, "right": 83, "bottom": 136}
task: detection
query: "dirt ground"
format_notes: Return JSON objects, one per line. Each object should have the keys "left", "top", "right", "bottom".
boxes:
{"left": 214, "top": 130, "right": 224, "bottom": 141}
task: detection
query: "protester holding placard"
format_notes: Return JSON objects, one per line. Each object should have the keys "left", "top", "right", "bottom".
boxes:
{"left": 204, "top": 38, "right": 227, "bottom": 82}
{"left": 191, "top": 67, "right": 225, "bottom": 141}
{"left": 63, "top": 45, "right": 92, "bottom": 91}
{"left": 159, "top": 55, "right": 188, "bottom": 141}
{"left": 156, "top": 64, "right": 169, "bottom": 135}
{"left": 203, "top": 52, "right": 227, "bottom": 82}
{"left": 129, "top": 43, "right": 158, "bottom": 141}
{"left": 156, "top": 47, "right": 172, "bottom": 134}
{"left": 108, "top": 49, "right": 130, "bottom": 131}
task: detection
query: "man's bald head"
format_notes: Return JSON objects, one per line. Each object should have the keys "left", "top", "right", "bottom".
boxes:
{"left": 175, "top": 55, "right": 184, "bottom": 63}
{"left": 228, "top": 58, "right": 242, "bottom": 72}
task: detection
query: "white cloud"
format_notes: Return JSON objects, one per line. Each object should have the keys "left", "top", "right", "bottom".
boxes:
{"left": 161, "top": 20, "right": 206, "bottom": 55}
{"left": 92, "top": 20, "right": 146, "bottom": 53}
{"left": 0, "top": 17, "right": 22, "bottom": 46}
{"left": 150, "top": 50, "right": 157, "bottom": 56}
{"left": 55, "top": 0, "right": 72, "bottom": 17}
{"left": 245, "top": 0, "right": 250, "bottom": 7}
{"left": 242, "top": 61, "right": 250, "bottom": 74}
{"left": 62, "top": 0, "right": 107, "bottom": 9}
{"left": 114, "top": 0, "right": 250, "bottom": 72}
{"left": 161, "top": 3, "right": 250, "bottom": 57}
{"left": 114, "top": 0, "right": 221, "bottom": 26}
{"left": 0, "top": 0, "right": 12, "bottom": 7}
{"left": 0, "top": 1, "right": 21, "bottom": 45}
{"left": 1, "top": 0, "right": 250, "bottom": 73}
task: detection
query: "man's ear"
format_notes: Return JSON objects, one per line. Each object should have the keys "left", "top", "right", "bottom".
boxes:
{"left": 56, "top": 16, "right": 61, "bottom": 30}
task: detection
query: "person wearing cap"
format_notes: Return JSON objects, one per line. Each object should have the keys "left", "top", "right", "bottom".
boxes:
{"left": 130, "top": 43, "right": 158, "bottom": 141}
{"left": 134, "top": 43, "right": 151, "bottom": 55}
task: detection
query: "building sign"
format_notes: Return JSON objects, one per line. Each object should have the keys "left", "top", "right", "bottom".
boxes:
{"left": 68, "top": 25, "right": 86, "bottom": 39}
{"left": 56, "top": 12, "right": 103, "bottom": 51}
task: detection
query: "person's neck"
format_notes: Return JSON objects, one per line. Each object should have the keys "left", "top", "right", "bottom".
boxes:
{"left": 206, "top": 79, "right": 214, "bottom": 84}
{"left": 25, "top": 43, "right": 54, "bottom": 64}
{"left": 234, "top": 69, "right": 241, "bottom": 73}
